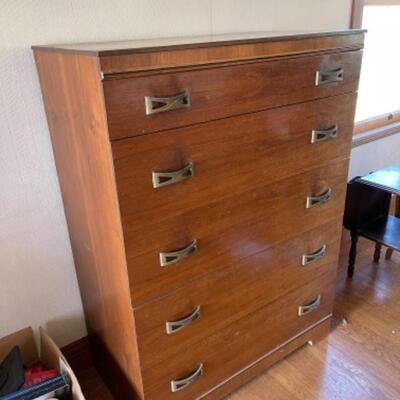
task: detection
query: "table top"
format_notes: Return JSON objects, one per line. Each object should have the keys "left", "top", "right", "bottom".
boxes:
{"left": 359, "top": 166, "right": 400, "bottom": 196}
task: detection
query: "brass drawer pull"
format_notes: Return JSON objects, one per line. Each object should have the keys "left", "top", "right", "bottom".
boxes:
{"left": 160, "top": 240, "right": 198, "bottom": 267}
{"left": 302, "top": 245, "right": 327, "bottom": 266}
{"left": 145, "top": 90, "right": 191, "bottom": 115}
{"left": 311, "top": 125, "right": 338, "bottom": 144}
{"left": 315, "top": 68, "right": 344, "bottom": 86}
{"left": 166, "top": 306, "right": 201, "bottom": 335}
{"left": 171, "top": 364, "right": 204, "bottom": 392}
{"left": 306, "top": 188, "right": 332, "bottom": 209}
{"left": 152, "top": 162, "right": 194, "bottom": 189}
{"left": 298, "top": 295, "right": 321, "bottom": 316}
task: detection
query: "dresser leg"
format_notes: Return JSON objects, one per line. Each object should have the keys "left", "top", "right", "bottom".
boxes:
{"left": 348, "top": 232, "right": 358, "bottom": 278}
{"left": 373, "top": 243, "right": 382, "bottom": 262}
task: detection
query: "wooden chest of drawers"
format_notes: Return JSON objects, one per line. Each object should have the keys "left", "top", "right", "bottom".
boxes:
{"left": 33, "top": 30, "right": 364, "bottom": 399}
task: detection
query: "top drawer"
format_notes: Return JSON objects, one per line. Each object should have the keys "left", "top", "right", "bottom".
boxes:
{"left": 103, "top": 50, "right": 362, "bottom": 140}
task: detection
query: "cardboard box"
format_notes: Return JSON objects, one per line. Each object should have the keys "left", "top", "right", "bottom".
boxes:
{"left": 0, "top": 327, "right": 85, "bottom": 400}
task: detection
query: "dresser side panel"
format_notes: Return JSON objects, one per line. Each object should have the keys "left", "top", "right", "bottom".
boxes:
{"left": 33, "top": 50, "right": 143, "bottom": 397}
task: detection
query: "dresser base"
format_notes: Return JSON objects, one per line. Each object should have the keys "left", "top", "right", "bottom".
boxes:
{"left": 202, "top": 316, "right": 331, "bottom": 400}
{"left": 92, "top": 316, "right": 331, "bottom": 400}
{"left": 90, "top": 335, "right": 142, "bottom": 399}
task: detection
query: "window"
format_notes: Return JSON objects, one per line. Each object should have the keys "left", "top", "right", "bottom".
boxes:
{"left": 352, "top": 0, "right": 400, "bottom": 139}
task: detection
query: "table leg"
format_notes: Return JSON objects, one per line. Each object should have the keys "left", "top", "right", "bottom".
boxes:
{"left": 348, "top": 231, "right": 358, "bottom": 278}
{"left": 385, "top": 195, "right": 400, "bottom": 260}
{"left": 374, "top": 243, "right": 382, "bottom": 262}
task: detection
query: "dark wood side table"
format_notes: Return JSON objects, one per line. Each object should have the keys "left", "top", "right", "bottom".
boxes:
{"left": 343, "top": 166, "right": 400, "bottom": 278}
{"left": 359, "top": 166, "right": 400, "bottom": 260}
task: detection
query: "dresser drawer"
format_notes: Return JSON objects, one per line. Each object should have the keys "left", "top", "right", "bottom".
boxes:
{"left": 104, "top": 51, "right": 362, "bottom": 140}
{"left": 133, "top": 219, "right": 341, "bottom": 370}
{"left": 140, "top": 274, "right": 336, "bottom": 400}
{"left": 123, "top": 159, "right": 348, "bottom": 304}
{"left": 112, "top": 94, "right": 355, "bottom": 225}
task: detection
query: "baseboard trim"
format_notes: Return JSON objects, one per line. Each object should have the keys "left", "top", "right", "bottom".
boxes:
{"left": 61, "top": 335, "right": 92, "bottom": 373}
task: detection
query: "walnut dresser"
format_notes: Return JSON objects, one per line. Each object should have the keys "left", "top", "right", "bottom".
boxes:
{"left": 33, "top": 30, "right": 364, "bottom": 399}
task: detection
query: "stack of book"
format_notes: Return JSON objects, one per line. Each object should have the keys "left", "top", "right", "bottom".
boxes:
{"left": 0, "top": 347, "right": 69, "bottom": 400}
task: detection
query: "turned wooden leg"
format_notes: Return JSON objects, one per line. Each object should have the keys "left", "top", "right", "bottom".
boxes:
{"left": 385, "top": 248, "right": 393, "bottom": 260}
{"left": 373, "top": 243, "right": 382, "bottom": 262}
{"left": 348, "top": 232, "right": 358, "bottom": 279}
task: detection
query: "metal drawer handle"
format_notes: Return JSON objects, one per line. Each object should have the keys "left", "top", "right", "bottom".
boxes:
{"left": 166, "top": 306, "right": 201, "bottom": 335}
{"left": 145, "top": 90, "right": 190, "bottom": 115}
{"left": 298, "top": 295, "right": 321, "bottom": 316}
{"left": 160, "top": 240, "right": 197, "bottom": 267}
{"left": 311, "top": 125, "right": 338, "bottom": 144}
{"left": 171, "top": 364, "right": 204, "bottom": 392}
{"left": 315, "top": 68, "right": 344, "bottom": 86}
{"left": 306, "top": 188, "right": 332, "bottom": 209}
{"left": 302, "top": 245, "right": 327, "bottom": 266}
{"left": 152, "top": 162, "right": 194, "bottom": 189}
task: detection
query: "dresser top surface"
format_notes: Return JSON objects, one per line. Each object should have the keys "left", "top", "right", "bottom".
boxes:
{"left": 32, "top": 29, "right": 365, "bottom": 56}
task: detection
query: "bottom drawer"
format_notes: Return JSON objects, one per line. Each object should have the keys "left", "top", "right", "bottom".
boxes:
{"left": 141, "top": 273, "right": 337, "bottom": 400}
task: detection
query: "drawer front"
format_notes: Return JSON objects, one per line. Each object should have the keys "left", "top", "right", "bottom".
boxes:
{"left": 113, "top": 94, "right": 356, "bottom": 227}
{"left": 123, "top": 159, "right": 349, "bottom": 304}
{"left": 134, "top": 219, "right": 341, "bottom": 370}
{"left": 140, "top": 274, "right": 337, "bottom": 399}
{"left": 104, "top": 51, "right": 361, "bottom": 140}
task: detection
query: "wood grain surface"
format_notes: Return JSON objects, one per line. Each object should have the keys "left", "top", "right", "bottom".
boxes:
{"left": 141, "top": 276, "right": 336, "bottom": 400}
{"left": 74, "top": 240, "right": 400, "bottom": 400}
{"left": 123, "top": 159, "right": 349, "bottom": 305}
{"left": 33, "top": 50, "right": 143, "bottom": 399}
{"left": 32, "top": 30, "right": 364, "bottom": 74}
{"left": 34, "top": 30, "right": 364, "bottom": 400}
{"left": 112, "top": 93, "right": 356, "bottom": 222}
{"left": 32, "top": 30, "right": 365, "bottom": 55}
{"left": 104, "top": 51, "right": 361, "bottom": 139}
{"left": 134, "top": 220, "right": 342, "bottom": 370}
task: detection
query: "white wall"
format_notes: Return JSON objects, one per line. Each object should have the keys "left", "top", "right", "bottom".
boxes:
{"left": 349, "top": 133, "right": 400, "bottom": 178}
{"left": 0, "top": 0, "right": 353, "bottom": 346}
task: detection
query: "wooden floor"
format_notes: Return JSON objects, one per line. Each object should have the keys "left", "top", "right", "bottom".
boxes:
{"left": 76, "top": 236, "right": 400, "bottom": 400}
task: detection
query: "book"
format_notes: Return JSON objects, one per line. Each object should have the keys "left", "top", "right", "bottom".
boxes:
{"left": 0, "top": 374, "right": 69, "bottom": 400}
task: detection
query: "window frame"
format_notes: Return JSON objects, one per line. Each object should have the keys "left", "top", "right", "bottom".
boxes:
{"left": 351, "top": 0, "right": 400, "bottom": 146}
